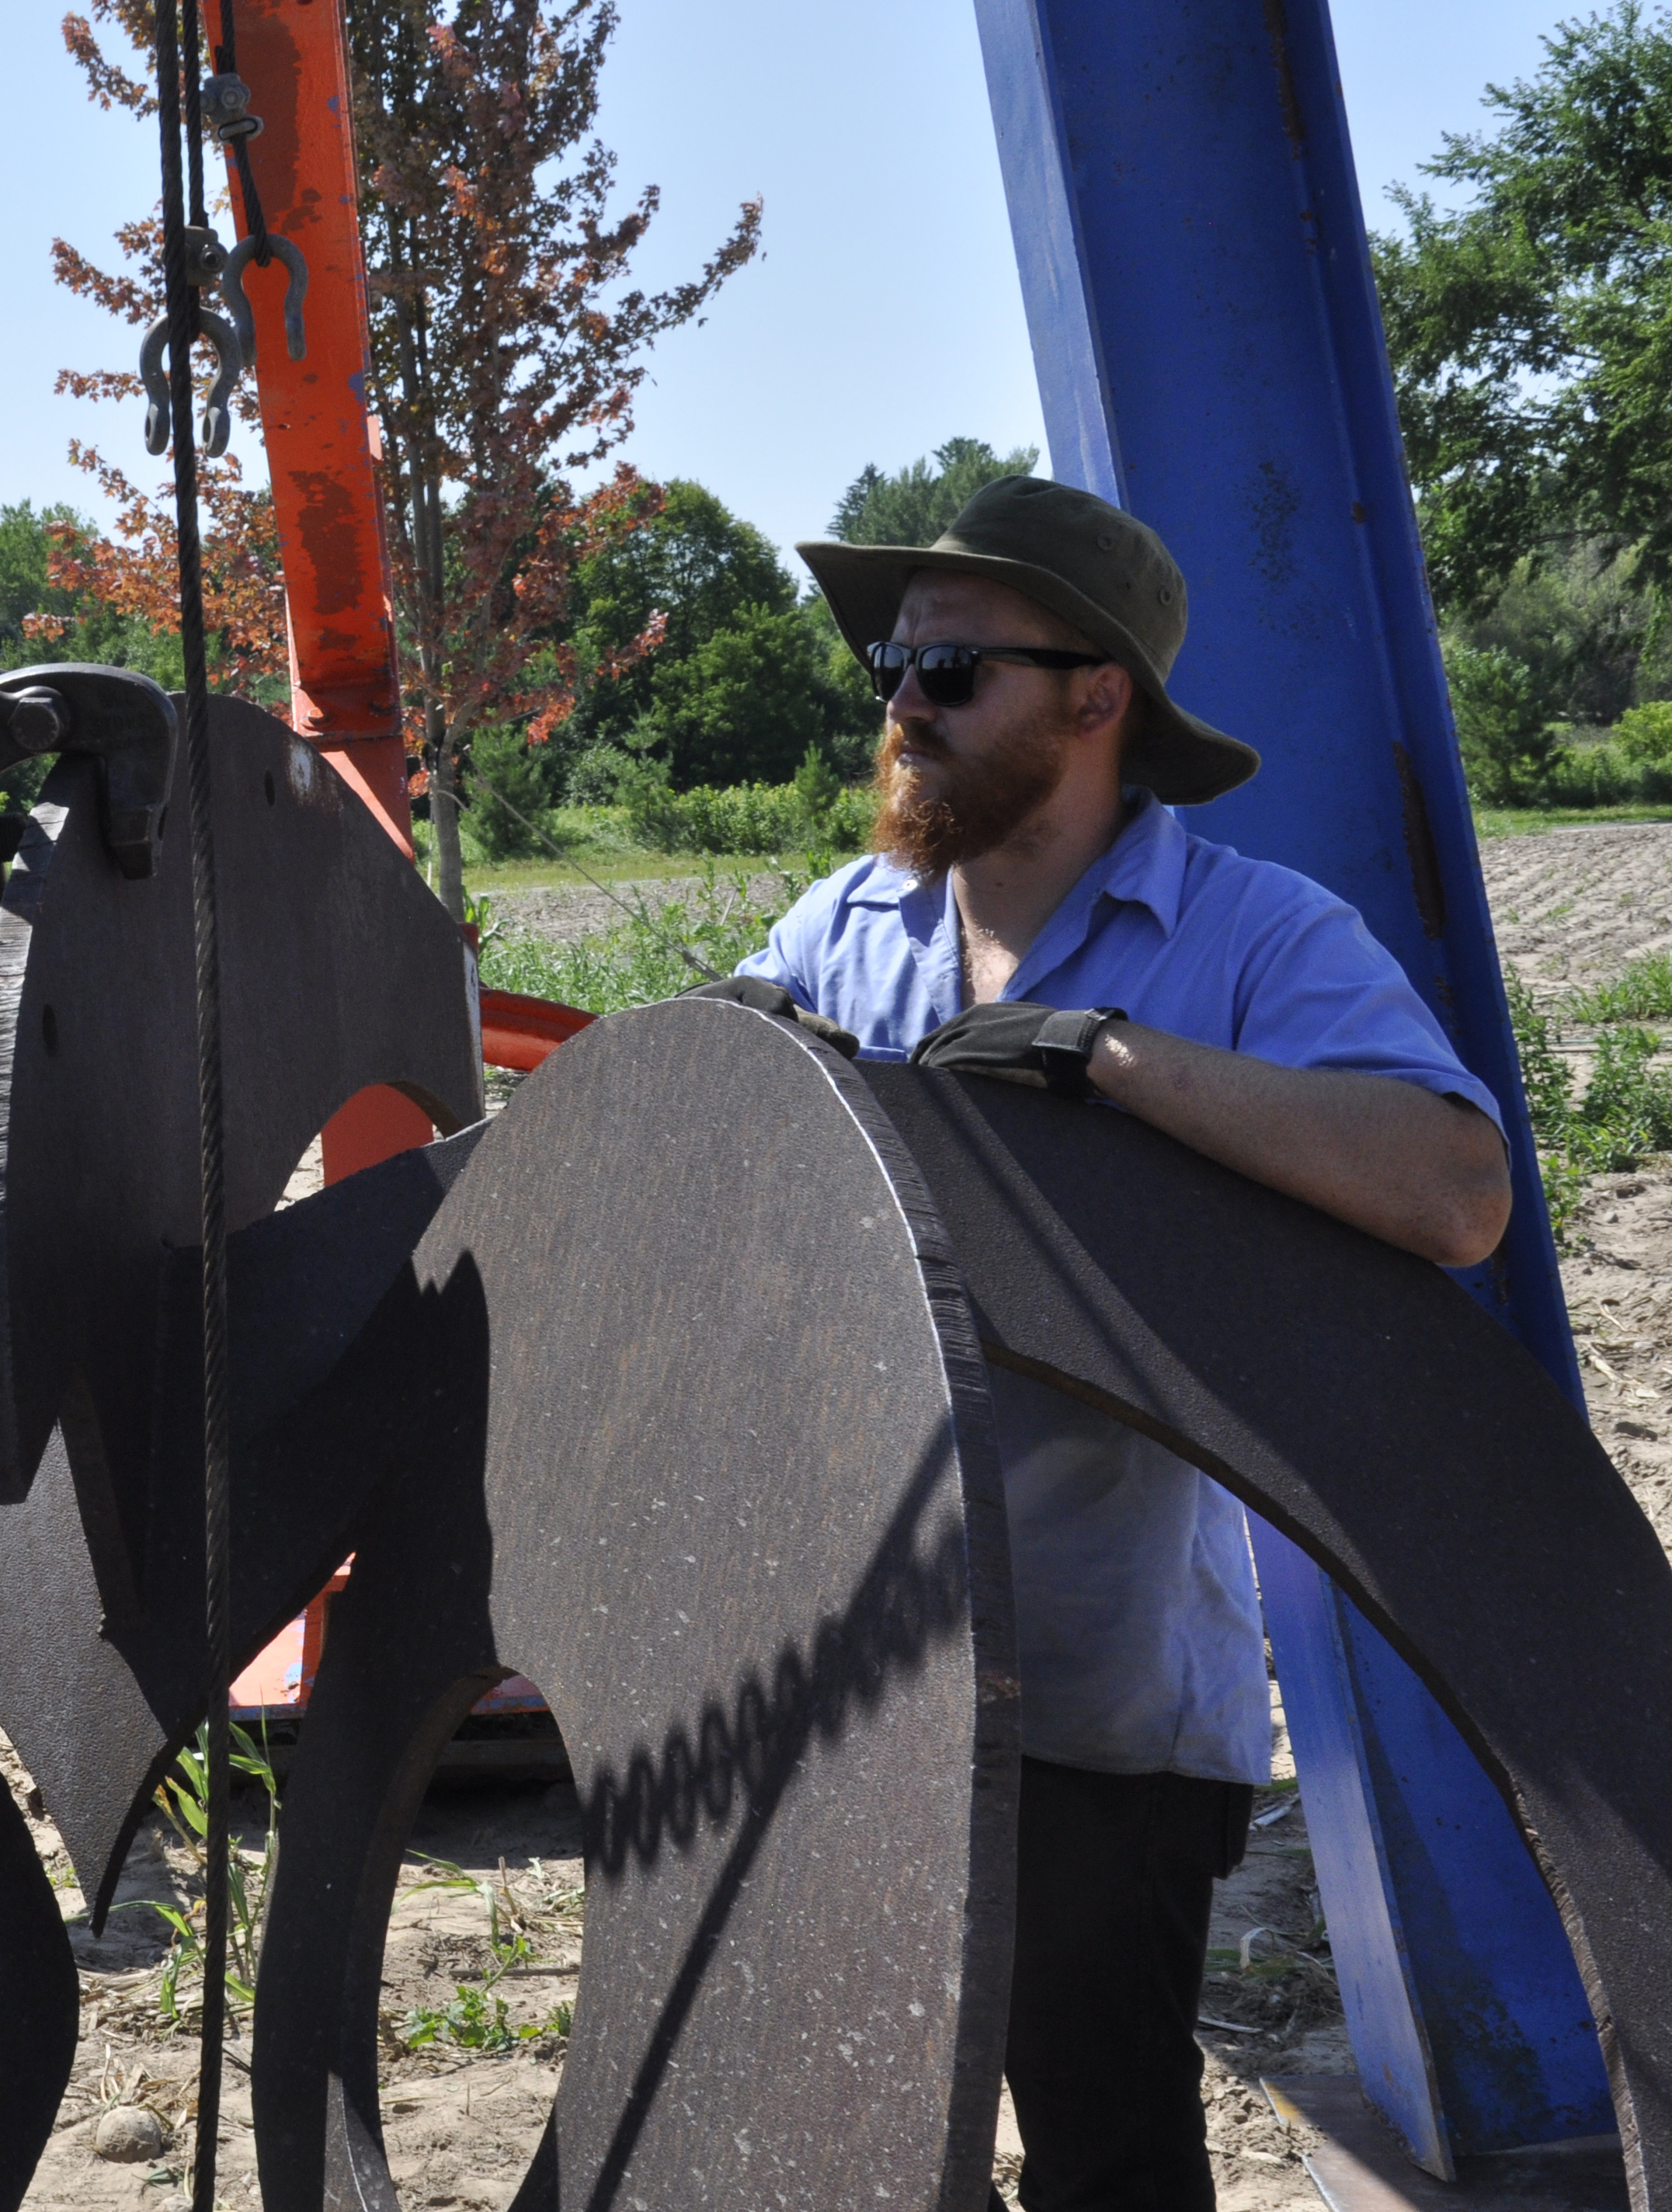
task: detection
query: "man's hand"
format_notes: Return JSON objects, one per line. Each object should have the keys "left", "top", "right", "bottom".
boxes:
{"left": 682, "top": 976, "right": 860, "bottom": 1059}
{"left": 910, "top": 1002, "right": 1125, "bottom": 1096}
{"left": 1086, "top": 1021, "right": 1511, "bottom": 1269}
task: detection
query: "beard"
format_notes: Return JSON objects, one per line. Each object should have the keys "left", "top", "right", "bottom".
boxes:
{"left": 870, "top": 707, "right": 1074, "bottom": 878}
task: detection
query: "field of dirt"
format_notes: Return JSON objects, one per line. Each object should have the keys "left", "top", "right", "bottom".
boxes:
{"left": 16, "top": 820, "right": 1672, "bottom": 2212}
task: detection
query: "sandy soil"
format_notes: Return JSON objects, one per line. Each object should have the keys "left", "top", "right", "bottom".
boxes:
{"left": 20, "top": 823, "right": 1672, "bottom": 2212}
{"left": 1479, "top": 821, "right": 1672, "bottom": 998}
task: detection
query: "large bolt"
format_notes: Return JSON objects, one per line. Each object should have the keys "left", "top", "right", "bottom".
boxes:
{"left": 5, "top": 688, "right": 71, "bottom": 754}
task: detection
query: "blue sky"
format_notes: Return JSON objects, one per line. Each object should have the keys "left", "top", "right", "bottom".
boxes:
{"left": 7, "top": 0, "right": 1569, "bottom": 568}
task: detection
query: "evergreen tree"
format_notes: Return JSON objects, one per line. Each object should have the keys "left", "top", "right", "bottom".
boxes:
{"left": 829, "top": 436, "right": 1039, "bottom": 546}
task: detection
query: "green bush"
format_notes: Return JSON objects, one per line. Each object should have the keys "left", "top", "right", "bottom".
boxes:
{"left": 1614, "top": 700, "right": 1672, "bottom": 763}
{"left": 468, "top": 725, "right": 561, "bottom": 860}
{"left": 617, "top": 764, "right": 874, "bottom": 857}
{"left": 1445, "top": 645, "right": 1560, "bottom": 803}
{"left": 1542, "top": 741, "right": 1672, "bottom": 807}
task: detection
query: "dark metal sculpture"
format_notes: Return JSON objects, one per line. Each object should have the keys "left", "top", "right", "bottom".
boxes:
{"left": 0, "top": 691, "right": 1667, "bottom": 2210}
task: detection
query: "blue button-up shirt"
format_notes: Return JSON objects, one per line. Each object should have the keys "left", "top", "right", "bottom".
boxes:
{"left": 738, "top": 791, "right": 1503, "bottom": 1782}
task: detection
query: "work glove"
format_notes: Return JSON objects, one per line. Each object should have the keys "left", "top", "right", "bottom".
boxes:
{"left": 680, "top": 974, "right": 860, "bottom": 1059}
{"left": 909, "top": 1002, "right": 1125, "bottom": 1099}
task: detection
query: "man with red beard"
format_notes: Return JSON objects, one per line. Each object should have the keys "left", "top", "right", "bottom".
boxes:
{"left": 718, "top": 476, "right": 1511, "bottom": 2211}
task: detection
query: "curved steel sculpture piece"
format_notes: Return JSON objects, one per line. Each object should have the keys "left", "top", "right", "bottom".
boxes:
{"left": 252, "top": 1007, "right": 1017, "bottom": 2212}
{"left": 0, "top": 697, "right": 481, "bottom": 2200}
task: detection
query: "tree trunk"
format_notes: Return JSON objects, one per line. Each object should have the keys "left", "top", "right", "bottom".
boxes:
{"left": 430, "top": 705, "right": 465, "bottom": 923}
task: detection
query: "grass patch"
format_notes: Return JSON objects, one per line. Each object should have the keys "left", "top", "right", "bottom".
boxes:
{"left": 1474, "top": 802, "right": 1672, "bottom": 839}
{"left": 1564, "top": 951, "right": 1672, "bottom": 1024}
{"left": 477, "top": 854, "right": 834, "bottom": 1014}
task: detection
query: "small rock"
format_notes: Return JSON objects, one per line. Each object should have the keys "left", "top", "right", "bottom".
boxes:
{"left": 94, "top": 2105, "right": 164, "bottom": 2162}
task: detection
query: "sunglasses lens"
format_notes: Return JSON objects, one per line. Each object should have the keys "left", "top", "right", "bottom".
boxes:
{"left": 917, "top": 645, "right": 978, "bottom": 708}
{"left": 867, "top": 642, "right": 909, "bottom": 701}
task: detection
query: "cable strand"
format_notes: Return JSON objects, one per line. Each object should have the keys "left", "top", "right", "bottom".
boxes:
{"left": 155, "top": 8, "right": 231, "bottom": 2208}
{"left": 216, "top": 0, "right": 273, "bottom": 265}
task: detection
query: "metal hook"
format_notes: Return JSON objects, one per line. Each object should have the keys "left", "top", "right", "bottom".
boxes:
{"left": 220, "top": 235, "right": 308, "bottom": 367}
{"left": 137, "top": 311, "right": 245, "bottom": 460}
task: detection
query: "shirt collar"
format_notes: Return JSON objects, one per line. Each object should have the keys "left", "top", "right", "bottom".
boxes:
{"left": 833, "top": 790, "right": 1187, "bottom": 1002}
{"left": 1003, "top": 789, "right": 1187, "bottom": 999}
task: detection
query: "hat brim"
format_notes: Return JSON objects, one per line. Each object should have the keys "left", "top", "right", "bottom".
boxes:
{"left": 796, "top": 538, "right": 1259, "bottom": 807}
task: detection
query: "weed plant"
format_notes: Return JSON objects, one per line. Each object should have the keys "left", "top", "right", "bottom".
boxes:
{"left": 1507, "top": 970, "right": 1672, "bottom": 1242}
{"left": 1564, "top": 951, "right": 1672, "bottom": 1023}
{"left": 115, "top": 1721, "right": 280, "bottom": 2024}
{"left": 395, "top": 1855, "right": 574, "bottom": 2054}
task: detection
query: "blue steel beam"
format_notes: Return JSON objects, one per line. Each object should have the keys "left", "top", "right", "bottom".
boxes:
{"left": 973, "top": 0, "right": 1613, "bottom": 2168}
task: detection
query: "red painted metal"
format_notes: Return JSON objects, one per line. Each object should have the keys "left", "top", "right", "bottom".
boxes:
{"left": 480, "top": 988, "right": 596, "bottom": 1072}
{"left": 214, "top": 3, "right": 600, "bottom": 1721}
{"left": 217, "top": 0, "right": 409, "bottom": 852}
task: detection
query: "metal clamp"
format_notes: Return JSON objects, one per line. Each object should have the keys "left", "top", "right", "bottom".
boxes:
{"left": 202, "top": 71, "right": 263, "bottom": 144}
{"left": 139, "top": 310, "right": 245, "bottom": 458}
{"left": 220, "top": 235, "right": 308, "bottom": 366}
{"left": 0, "top": 666, "right": 178, "bottom": 881}
{"left": 183, "top": 224, "right": 228, "bottom": 287}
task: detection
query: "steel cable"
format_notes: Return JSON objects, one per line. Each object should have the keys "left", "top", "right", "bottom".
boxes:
{"left": 153, "top": 6, "right": 232, "bottom": 2207}
{"left": 214, "top": 0, "right": 273, "bottom": 266}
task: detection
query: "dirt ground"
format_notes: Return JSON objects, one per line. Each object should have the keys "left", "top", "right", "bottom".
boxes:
{"left": 17, "top": 823, "right": 1672, "bottom": 2212}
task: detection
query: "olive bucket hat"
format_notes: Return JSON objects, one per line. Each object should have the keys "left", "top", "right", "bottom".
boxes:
{"left": 797, "top": 475, "right": 1259, "bottom": 805}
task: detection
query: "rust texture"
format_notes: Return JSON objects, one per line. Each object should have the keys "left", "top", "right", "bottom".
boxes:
{"left": 1393, "top": 740, "right": 1448, "bottom": 941}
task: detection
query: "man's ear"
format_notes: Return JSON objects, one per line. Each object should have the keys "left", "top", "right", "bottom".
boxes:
{"left": 1076, "top": 661, "right": 1136, "bottom": 739}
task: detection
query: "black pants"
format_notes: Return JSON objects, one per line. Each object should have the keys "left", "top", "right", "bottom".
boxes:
{"left": 991, "top": 1760, "right": 1254, "bottom": 2212}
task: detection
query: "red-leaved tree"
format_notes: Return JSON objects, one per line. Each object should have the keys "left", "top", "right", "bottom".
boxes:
{"left": 54, "top": 0, "right": 760, "bottom": 916}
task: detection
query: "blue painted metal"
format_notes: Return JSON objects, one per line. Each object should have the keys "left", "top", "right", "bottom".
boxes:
{"left": 1250, "top": 1518, "right": 1454, "bottom": 2176}
{"left": 971, "top": 0, "right": 1611, "bottom": 2167}
{"left": 1253, "top": 1518, "right": 1613, "bottom": 2161}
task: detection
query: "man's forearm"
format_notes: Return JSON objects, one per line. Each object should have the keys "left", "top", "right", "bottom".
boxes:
{"left": 1088, "top": 1021, "right": 1512, "bottom": 1268}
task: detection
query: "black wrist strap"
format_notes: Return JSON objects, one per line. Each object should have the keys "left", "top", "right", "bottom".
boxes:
{"left": 1034, "top": 1006, "right": 1126, "bottom": 1098}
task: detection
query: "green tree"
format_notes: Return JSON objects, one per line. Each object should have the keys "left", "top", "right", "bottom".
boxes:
{"left": 637, "top": 601, "right": 849, "bottom": 789}
{"left": 1444, "top": 539, "right": 1667, "bottom": 730}
{"left": 1444, "top": 643, "right": 1559, "bottom": 802}
{"left": 830, "top": 435, "right": 1040, "bottom": 546}
{"left": 561, "top": 480, "right": 798, "bottom": 760}
{"left": 1372, "top": 2, "right": 1672, "bottom": 612}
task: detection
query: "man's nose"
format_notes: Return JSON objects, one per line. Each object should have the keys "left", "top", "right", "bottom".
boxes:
{"left": 886, "top": 653, "right": 936, "bottom": 722}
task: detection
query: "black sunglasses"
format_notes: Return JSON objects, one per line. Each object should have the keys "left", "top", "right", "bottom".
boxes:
{"left": 865, "top": 639, "right": 1107, "bottom": 708}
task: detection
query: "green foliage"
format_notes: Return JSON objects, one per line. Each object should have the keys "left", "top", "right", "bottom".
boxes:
{"left": 1444, "top": 539, "right": 1672, "bottom": 732}
{"left": 1506, "top": 967, "right": 1672, "bottom": 1242}
{"left": 1371, "top": 2, "right": 1672, "bottom": 610}
{"left": 1566, "top": 951, "right": 1672, "bottom": 1021}
{"left": 130, "top": 1722, "right": 281, "bottom": 2023}
{"left": 468, "top": 725, "right": 561, "bottom": 861}
{"left": 561, "top": 481, "right": 800, "bottom": 764}
{"left": 1444, "top": 644, "right": 1559, "bottom": 802}
{"left": 1542, "top": 742, "right": 1672, "bottom": 807}
{"left": 829, "top": 436, "right": 1040, "bottom": 545}
{"left": 1615, "top": 700, "right": 1672, "bottom": 761}
{"left": 617, "top": 762, "right": 874, "bottom": 857}
{"left": 799, "top": 590, "right": 882, "bottom": 780}
{"left": 0, "top": 501, "right": 181, "bottom": 690}
{"left": 633, "top": 600, "right": 853, "bottom": 789}
{"left": 793, "top": 743, "right": 843, "bottom": 830}
{"left": 478, "top": 857, "right": 834, "bottom": 1014}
